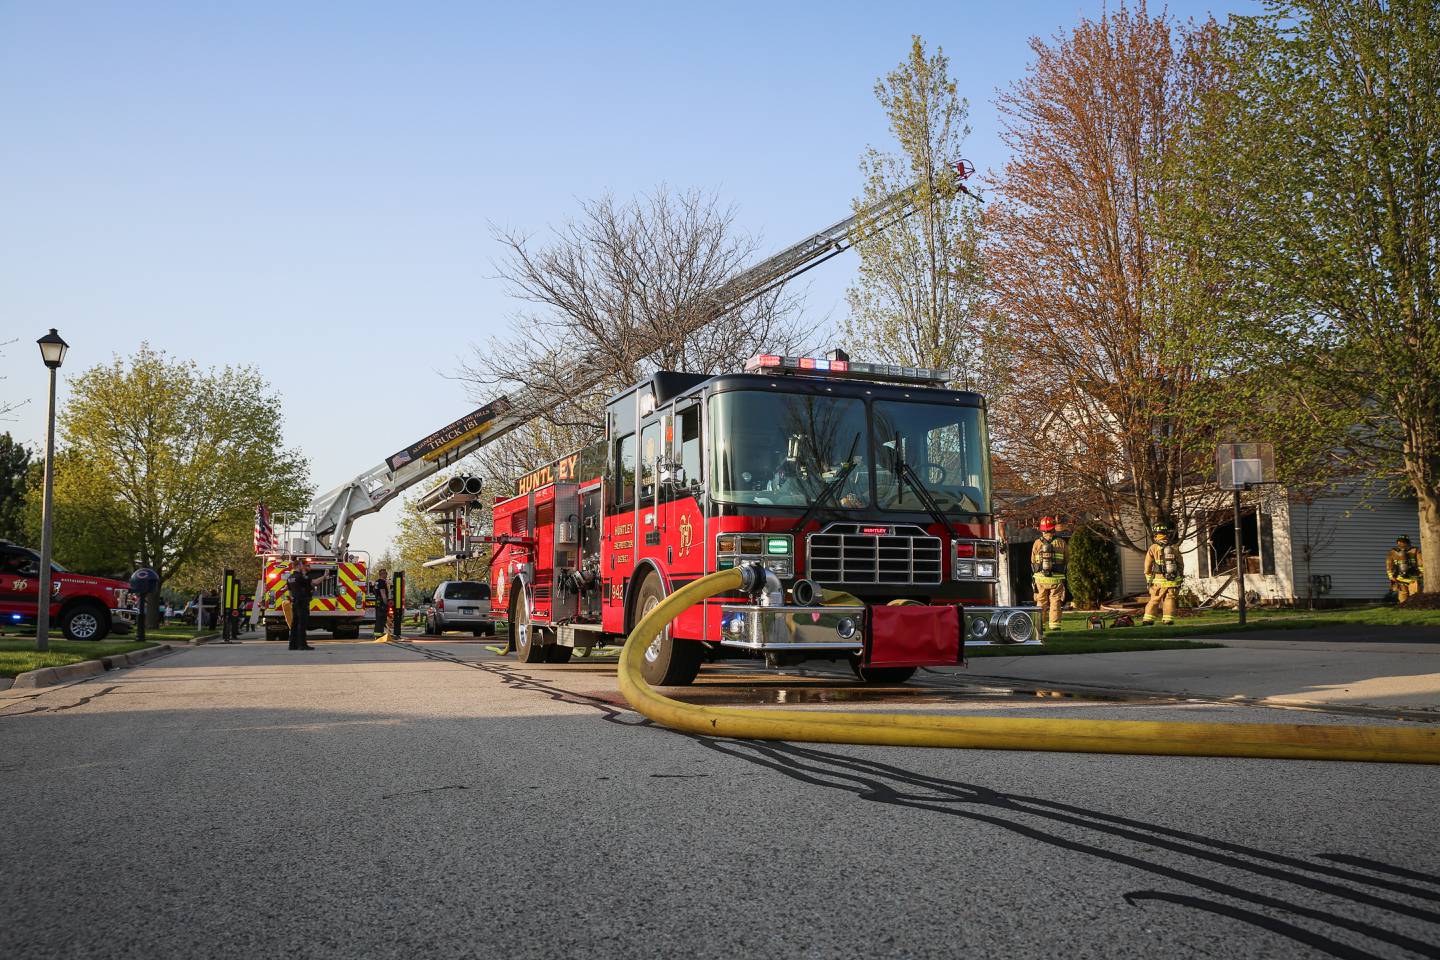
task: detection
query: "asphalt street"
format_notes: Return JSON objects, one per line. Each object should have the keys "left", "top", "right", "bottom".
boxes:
{"left": 2, "top": 639, "right": 1438, "bottom": 959}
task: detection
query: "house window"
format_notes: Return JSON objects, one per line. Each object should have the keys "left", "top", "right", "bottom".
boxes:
{"left": 1207, "top": 509, "right": 1270, "bottom": 575}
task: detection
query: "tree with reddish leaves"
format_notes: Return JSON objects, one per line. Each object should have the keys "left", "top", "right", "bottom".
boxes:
{"left": 985, "top": 3, "right": 1234, "bottom": 554}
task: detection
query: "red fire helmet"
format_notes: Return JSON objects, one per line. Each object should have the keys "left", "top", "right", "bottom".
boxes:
{"left": 1039, "top": 516, "right": 1057, "bottom": 532}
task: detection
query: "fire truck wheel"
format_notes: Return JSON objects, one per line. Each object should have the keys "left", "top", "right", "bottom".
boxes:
{"left": 635, "top": 577, "right": 702, "bottom": 686}
{"left": 61, "top": 601, "right": 110, "bottom": 642}
{"left": 847, "top": 656, "right": 916, "bottom": 685}
{"left": 545, "top": 645, "right": 573, "bottom": 664}
{"left": 512, "top": 594, "right": 548, "bottom": 664}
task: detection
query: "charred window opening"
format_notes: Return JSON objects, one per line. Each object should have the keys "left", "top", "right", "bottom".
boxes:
{"left": 1205, "top": 510, "right": 1275, "bottom": 576}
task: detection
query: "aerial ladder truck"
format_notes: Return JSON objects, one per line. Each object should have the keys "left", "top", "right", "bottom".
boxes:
{"left": 254, "top": 169, "right": 976, "bottom": 642}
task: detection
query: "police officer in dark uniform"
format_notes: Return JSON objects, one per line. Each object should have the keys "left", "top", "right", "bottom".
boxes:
{"left": 286, "top": 561, "right": 317, "bottom": 650}
{"left": 372, "top": 568, "right": 390, "bottom": 638}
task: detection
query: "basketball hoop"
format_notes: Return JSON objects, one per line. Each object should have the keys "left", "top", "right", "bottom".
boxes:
{"left": 954, "top": 159, "right": 976, "bottom": 180}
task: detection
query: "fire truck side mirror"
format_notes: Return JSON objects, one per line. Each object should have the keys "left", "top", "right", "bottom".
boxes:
{"left": 659, "top": 458, "right": 685, "bottom": 487}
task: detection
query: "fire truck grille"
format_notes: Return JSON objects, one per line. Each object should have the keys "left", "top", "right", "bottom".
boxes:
{"left": 806, "top": 524, "right": 944, "bottom": 586}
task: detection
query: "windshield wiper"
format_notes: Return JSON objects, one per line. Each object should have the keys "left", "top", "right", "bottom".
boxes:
{"left": 891, "top": 438, "right": 961, "bottom": 542}
{"left": 789, "top": 436, "right": 860, "bottom": 536}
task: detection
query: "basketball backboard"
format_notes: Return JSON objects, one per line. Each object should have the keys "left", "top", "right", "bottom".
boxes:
{"left": 1217, "top": 442, "right": 1275, "bottom": 490}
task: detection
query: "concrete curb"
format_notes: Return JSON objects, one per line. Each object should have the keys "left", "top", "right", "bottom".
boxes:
{"left": 189, "top": 633, "right": 222, "bottom": 646}
{"left": 10, "top": 643, "right": 175, "bottom": 689}
{"left": 960, "top": 670, "right": 1440, "bottom": 724}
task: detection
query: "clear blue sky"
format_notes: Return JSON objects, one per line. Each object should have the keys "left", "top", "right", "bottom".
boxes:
{"left": 0, "top": 0, "right": 1254, "bottom": 557}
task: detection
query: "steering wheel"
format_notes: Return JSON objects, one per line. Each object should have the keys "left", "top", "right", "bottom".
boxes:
{"left": 920, "top": 462, "right": 948, "bottom": 485}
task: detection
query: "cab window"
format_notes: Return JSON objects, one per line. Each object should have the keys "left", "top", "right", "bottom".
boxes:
{"left": 639, "top": 420, "right": 662, "bottom": 501}
{"left": 612, "top": 433, "right": 636, "bottom": 509}
{"left": 676, "top": 403, "right": 702, "bottom": 497}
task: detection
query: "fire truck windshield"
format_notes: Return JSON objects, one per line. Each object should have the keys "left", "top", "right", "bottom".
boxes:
{"left": 708, "top": 391, "right": 991, "bottom": 516}
{"left": 873, "top": 401, "right": 990, "bottom": 516}
{"left": 709, "top": 392, "right": 870, "bottom": 507}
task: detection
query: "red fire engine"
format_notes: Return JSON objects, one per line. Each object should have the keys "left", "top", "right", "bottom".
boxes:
{"left": 489, "top": 351, "right": 1039, "bottom": 686}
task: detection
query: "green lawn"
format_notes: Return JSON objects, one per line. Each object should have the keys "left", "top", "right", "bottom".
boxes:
{"left": 0, "top": 639, "right": 158, "bottom": 679}
{"left": 0, "top": 624, "right": 202, "bottom": 643}
{"left": 1049, "top": 603, "right": 1440, "bottom": 641}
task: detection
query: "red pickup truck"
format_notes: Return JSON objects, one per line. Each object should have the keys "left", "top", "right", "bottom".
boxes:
{"left": 0, "top": 540, "right": 134, "bottom": 641}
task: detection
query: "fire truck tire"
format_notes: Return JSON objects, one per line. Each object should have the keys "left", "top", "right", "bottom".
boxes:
{"left": 635, "top": 576, "right": 701, "bottom": 686}
{"left": 545, "top": 645, "right": 573, "bottom": 664}
{"left": 60, "top": 601, "right": 110, "bottom": 642}
{"left": 847, "top": 656, "right": 916, "bottom": 685}
{"left": 512, "top": 594, "right": 548, "bottom": 664}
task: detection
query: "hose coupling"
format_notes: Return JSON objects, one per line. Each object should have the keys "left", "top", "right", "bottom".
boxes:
{"left": 739, "top": 562, "right": 784, "bottom": 607}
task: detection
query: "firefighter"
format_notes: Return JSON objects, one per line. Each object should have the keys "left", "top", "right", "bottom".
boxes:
{"left": 372, "top": 568, "right": 390, "bottom": 638}
{"left": 285, "top": 560, "right": 316, "bottom": 650}
{"left": 1030, "top": 517, "right": 1068, "bottom": 631}
{"left": 1387, "top": 536, "right": 1423, "bottom": 604}
{"left": 1143, "top": 520, "right": 1184, "bottom": 626}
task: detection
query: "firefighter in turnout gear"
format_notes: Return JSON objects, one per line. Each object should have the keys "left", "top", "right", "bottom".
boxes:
{"left": 1143, "top": 520, "right": 1184, "bottom": 626}
{"left": 1030, "top": 517, "right": 1068, "bottom": 631}
{"left": 1387, "top": 536, "right": 1423, "bottom": 604}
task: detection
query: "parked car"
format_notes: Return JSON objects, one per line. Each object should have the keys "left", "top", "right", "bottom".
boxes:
{"left": 0, "top": 540, "right": 134, "bottom": 641}
{"left": 424, "top": 581, "right": 494, "bottom": 636}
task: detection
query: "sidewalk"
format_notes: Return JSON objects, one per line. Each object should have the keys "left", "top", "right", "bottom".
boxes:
{"left": 960, "top": 638, "right": 1440, "bottom": 716}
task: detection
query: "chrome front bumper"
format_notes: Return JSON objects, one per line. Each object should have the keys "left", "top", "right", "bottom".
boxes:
{"left": 717, "top": 603, "right": 1044, "bottom": 651}
{"left": 718, "top": 605, "right": 866, "bottom": 652}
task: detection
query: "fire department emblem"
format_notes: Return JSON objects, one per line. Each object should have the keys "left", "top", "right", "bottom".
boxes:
{"left": 15, "top": 579, "right": 28, "bottom": 592}
{"left": 678, "top": 514, "right": 694, "bottom": 558}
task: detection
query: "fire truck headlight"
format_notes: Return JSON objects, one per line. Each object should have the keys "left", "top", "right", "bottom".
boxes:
{"left": 955, "top": 561, "right": 975, "bottom": 579}
{"left": 968, "top": 615, "right": 990, "bottom": 640}
{"left": 835, "top": 617, "right": 858, "bottom": 640}
{"left": 976, "top": 561, "right": 996, "bottom": 579}
{"left": 1002, "top": 610, "right": 1035, "bottom": 643}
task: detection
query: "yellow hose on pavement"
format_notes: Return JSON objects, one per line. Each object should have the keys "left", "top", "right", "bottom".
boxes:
{"left": 617, "top": 568, "right": 1440, "bottom": 764}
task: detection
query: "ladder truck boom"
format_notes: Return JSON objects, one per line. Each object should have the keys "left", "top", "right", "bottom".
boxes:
{"left": 298, "top": 173, "right": 954, "bottom": 558}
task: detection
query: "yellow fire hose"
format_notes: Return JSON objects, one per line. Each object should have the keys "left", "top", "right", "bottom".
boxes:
{"left": 618, "top": 568, "right": 1440, "bottom": 764}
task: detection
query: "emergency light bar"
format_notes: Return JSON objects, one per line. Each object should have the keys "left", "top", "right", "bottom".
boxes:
{"left": 744, "top": 354, "right": 951, "bottom": 386}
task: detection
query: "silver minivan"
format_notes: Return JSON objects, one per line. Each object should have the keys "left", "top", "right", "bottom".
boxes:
{"left": 425, "top": 581, "right": 494, "bottom": 636}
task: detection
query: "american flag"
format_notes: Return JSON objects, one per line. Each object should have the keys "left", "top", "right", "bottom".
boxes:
{"left": 254, "top": 503, "right": 276, "bottom": 555}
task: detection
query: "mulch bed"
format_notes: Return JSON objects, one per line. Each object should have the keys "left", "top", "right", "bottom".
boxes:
{"left": 1399, "top": 592, "right": 1440, "bottom": 610}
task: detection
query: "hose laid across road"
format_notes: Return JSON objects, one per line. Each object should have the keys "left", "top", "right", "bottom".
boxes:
{"left": 617, "top": 568, "right": 1440, "bottom": 765}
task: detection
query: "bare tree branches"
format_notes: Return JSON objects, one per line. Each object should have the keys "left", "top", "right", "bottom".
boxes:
{"left": 460, "top": 187, "right": 814, "bottom": 483}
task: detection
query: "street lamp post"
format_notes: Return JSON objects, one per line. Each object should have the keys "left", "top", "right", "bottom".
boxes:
{"left": 35, "top": 328, "right": 69, "bottom": 653}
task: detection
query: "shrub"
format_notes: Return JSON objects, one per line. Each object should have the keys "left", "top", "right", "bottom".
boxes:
{"left": 1067, "top": 524, "right": 1119, "bottom": 608}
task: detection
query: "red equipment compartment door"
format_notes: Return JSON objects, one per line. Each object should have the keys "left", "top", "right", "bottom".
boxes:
{"left": 865, "top": 604, "right": 962, "bottom": 667}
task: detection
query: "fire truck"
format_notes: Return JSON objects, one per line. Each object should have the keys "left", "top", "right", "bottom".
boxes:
{"left": 252, "top": 163, "right": 1014, "bottom": 656}
{"left": 257, "top": 550, "right": 372, "bottom": 641}
{"left": 488, "top": 351, "right": 1039, "bottom": 685}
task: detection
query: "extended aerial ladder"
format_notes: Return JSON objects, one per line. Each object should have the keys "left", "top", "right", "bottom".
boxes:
{"left": 288, "top": 168, "right": 967, "bottom": 560}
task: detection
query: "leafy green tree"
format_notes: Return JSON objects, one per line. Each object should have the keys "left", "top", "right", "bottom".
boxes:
{"left": 844, "top": 36, "right": 989, "bottom": 389}
{"left": 1066, "top": 525, "right": 1119, "bottom": 609}
{"left": 22, "top": 454, "right": 132, "bottom": 576}
{"left": 0, "top": 432, "right": 31, "bottom": 542}
{"left": 1211, "top": 0, "right": 1440, "bottom": 571}
{"left": 56, "top": 346, "right": 309, "bottom": 623}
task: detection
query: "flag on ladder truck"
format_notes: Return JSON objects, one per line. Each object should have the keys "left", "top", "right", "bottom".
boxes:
{"left": 254, "top": 503, "right": 276, "bottom": 555}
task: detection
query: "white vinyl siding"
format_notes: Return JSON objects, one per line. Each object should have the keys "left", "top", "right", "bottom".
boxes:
{"left": 1290, "top": 487, "right": 1420, "bottom": 601}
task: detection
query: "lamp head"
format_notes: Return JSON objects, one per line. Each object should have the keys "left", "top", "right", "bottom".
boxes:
{"left": 37, "top": 328, "right": 68, "bottom": 369}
